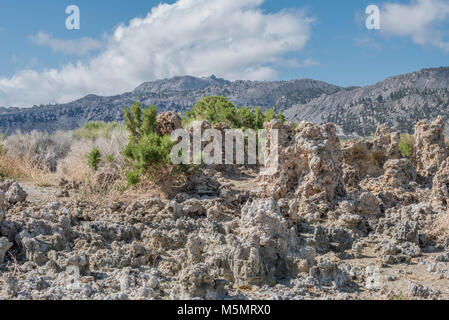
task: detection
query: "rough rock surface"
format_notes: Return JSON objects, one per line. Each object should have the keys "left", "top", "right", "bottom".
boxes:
{"left": 156, "top": 112, "right": 183, "bottom": 136}
{"left": 1, "top": 118, "right": 449, "bottom": 300}
{"left": 231, "top": 199, "right": 301, "bottom": 286}
{"left": 383, "top": 159, "right": 416, "bottom": 189}
{"left": 0, "top": 190, "right": 6, "bottom": 213}
{"left": 260, "top": 120, "right": 346, "bottom": 204}
{"left": 342, "top": 124, "right": 400, "bottom": 190}
{"left": 0, "top": 237, "right": 12, "bottom": 264}
{"left": 0, "top": 180, "right": 27, "bottom": 206}
{"left": 413, "top": 116, "right": 448, "bottom": 177}
{"left": 431, "top": 159, "right": 449, "bottom": 211}
{"left": 5, "top": 182, "right": 27, "bottom": 205}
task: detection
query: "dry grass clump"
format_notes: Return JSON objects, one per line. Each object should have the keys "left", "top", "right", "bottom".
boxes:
{"left": 56, "top": 126, "right": 131, "bottom": 203}
{"left": 0, "top": 123, "right": 129, "bottom": 190}
{"left": 74, "top": 164, "right": 186, "bottom": 205}
{"left": 1, "top": 119, "right": 186, "bottom": 203}
{"left": 4, "top": 130, "right": 73, "bottom": 172}
{"left": 74, "top": 121, "right": 124, "bottom": 141}
{"left": 122, "top": 166, "right": 187, "bottom": 200}
{"left": 1, "top": 132, "right": 55, "bottom": 186}
{"left": 56, "top": 129, "right": 128, "bottom": 182}
{"left": 0, "top": 152, "right": 53, "bottom": 186}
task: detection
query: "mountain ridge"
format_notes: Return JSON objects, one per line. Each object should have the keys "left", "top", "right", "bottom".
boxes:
{"left": 1, "top": 67, "right": 449, "bottom": 136}
{"left": 285, "top": 67, "right": 449, "bottom": 136}
{"left": 0, "top": 75, "right": 341, "bottom": 134}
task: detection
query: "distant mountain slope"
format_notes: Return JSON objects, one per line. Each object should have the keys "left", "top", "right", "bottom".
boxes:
{"left": 0, "top": 75, "right": 340, "bottom": 134}
{"left": 285, "top": 67, "right": 449, "bottom": 136}
{"left": 2, "top": 67, "right": 449, "bottom": 136}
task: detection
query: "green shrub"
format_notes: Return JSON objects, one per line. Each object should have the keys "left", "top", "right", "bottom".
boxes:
{"left": 277, "top": 112, "right": 286, "bottom": 123}
{"left": 75, "top": 121, "right": 123, "bottom": 140}
{"left": 399, "top": 134, "right": 414, "bottom": 158}
{"left": 237, "top": 106, "right": 256, "bottom": 129}
{"left": 122, "top": 99, "right": 287, "bottom": 184}
{"left": 126, "top": 170, "right": 141, "bottom": 186}
{"left": 264, "top": 108, "right": 277, "bottom": 122}
{"left": 87, "top": 147, "right": 101, "bottom": 171}
{"left": 392, "top": 291, "right": 408, "bottom": 300}
{"left": 106, "top": 154, "right": 115, "bottom": 163}
{"left": 184, "top": 96, "right": 240, "bottom": 128}
{"left": 254, "top": 107, "right": 265, "bottom": 129}
{"left": 124, "top": 103, "right": 158, "bottom": 142}
{"left": 122, "top": 102, "right": 175, "bottom": 184}
{"left": 184, "top": 96, "right": 287, "bottom": 129}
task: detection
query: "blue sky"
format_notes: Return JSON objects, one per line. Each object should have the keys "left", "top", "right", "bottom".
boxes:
{"left": 0, "top": 0, "right": 448, "bottom": 107}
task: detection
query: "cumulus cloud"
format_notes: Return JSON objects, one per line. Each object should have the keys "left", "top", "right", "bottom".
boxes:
{"left": 299, "top": 58, "right": 320, "bottom": 67}
{"left": 0, "top": 0, "right": 314, "bottom": 108}
{"left": 30, "top": 31, "right": 103, "bottom": 55}
{"left": 381, "top": 0, "right": 449, "bottom": 51}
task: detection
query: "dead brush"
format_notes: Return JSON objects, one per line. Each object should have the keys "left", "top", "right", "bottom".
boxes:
{"left": 0, "top": 153, "right": 21, "bottom": 179}
{"left": 56, "top": 129, "right": 128, "bottom": 183}
{"left": 0, "top": 151, "right": 53, "bottom": 186}
{"left": 7, "top": 251, "right": 20, "bottom": 277}
{"left": 1, "top": 130, "right": 73, "bottom": 186}
{"left": 75, "top": 171, "right": 126, "bottom": 204}
{"left": 122, "top": 166, "right": 188, "bottom": 200}
{"left": 56, "top": 140, "right": 93, "bottom": 183}
{"left": 74, "top": 165, "right": 186, "bottom": 207}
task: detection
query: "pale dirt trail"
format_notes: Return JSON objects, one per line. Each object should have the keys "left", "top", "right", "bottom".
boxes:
{"left": 18, "top": 182, "right": 60, "bottom": 206}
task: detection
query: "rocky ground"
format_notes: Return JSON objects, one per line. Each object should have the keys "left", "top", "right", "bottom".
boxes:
{"left": 2, "top": 116, "right": 449, "bottom": 300}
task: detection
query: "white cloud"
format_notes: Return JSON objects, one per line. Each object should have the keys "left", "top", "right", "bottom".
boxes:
{"left": 300, "top": 58, "right": 320, "bottom": 67}
{"left": 0, "top": 0, "right": 314, "bottom": 107}
{"left": 381, "top": 0, "right": 449, "bottom": 51}
{"left": 30, "top": 31, "right": 103, "bottom": 55}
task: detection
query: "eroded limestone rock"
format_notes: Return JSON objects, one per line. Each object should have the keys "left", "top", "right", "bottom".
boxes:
{"left": 156, "top": 112, "right": 182, "bottom": 136}
{"left": 413, "top": 116, "right": 448, "bottom": 177}
{"left": 175, "top": 263, "right": 225, "bottom": 299}
{"left": 5, "top": 182, "right": 27, "bottom": 204}
{"left": 383, "top": 159, "right": 416, "bottom": 189}
{"left": 261, "top": 121, "right": 345, "bottom": 203}
{"left": 0, "top": 190, "right": 6, "bottom": 214}
{"left": 342, "top": 124, "right": 400, "bottom": 190}
{"left": 0, "top": 237, "right": 12, "bottom": 264}
{"left": 230, "top": 199, "right": 303, "bottom": 286}
{"left": 431, "top": 159, "right": 449, "bottom": 211}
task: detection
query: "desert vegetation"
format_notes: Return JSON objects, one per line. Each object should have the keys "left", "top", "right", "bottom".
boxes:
{"left": 0, "top": 96, "right": 432, "bottom": 200}
{"left": 2, "top": 102, "right": 449, "bottom": 300}
{"left": 0, "top": 96, "right": 287, "bottom": 198}
{"left": 0, "top": 121, "right": 128, "bottom": 190}
{"left": 183, "top": 96, "right": 286, "bottom": 129}
{"left": 0, "top": 95, "right": 426, "bottom": 198}
{"left": 122, "top": 103, "right": 175, "bottom": 185}
{"left": 399, "top": 134, "right": 414, "bottom": 158}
